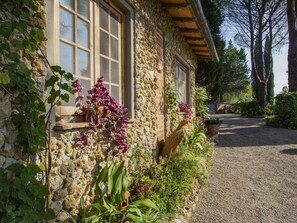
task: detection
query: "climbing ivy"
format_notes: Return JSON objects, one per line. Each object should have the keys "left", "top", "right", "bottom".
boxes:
{"left": 0, "top": 0, "right": 74, "bottom": 221}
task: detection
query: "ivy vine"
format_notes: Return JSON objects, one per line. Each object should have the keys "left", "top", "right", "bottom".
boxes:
{"left": 0, "top": 0, "right": 74, "bottom": 221}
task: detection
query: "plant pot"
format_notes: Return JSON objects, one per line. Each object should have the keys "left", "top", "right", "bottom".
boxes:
{"left": 205, "top": 124, "right": 220, "bottom": 136}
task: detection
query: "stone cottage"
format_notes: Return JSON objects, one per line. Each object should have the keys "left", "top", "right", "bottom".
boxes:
{"left": 0, "top": 0, "right": 218, "bottom": 220}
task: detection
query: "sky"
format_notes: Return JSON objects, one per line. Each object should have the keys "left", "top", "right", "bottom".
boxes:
{"left": 222, "top": 25, "right": 289, "bottom": 95}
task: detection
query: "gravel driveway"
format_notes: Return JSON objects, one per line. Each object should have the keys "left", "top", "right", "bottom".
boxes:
{"left": 190, "top": 114, "right": 297, "bottom": 223}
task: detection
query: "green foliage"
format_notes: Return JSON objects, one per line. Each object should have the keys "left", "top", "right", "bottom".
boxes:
{"left": 0, "top": 164, "right": 55, "bottom": 223}
{"left": 81, "top": 161, "right": 160, "bottom": 223}
{"left": 197, "top": 41, "right": 250, "bottom": 102}
{"left": 273, "top": 92, "right": 297, "bottom": 129}
{"left": 0, "top": 1, "right": 74, "bottom": 221}
{"left": 204, "top": 118, "right": 222, "bottom": 125}
{"left": 236, "top": 101, "right": 265, "bottom": 117}
{"left": 131, "top": 121, "right": 214, "bottom": 219}
{"left": 166, "top": 81, "right": 180, "bottom": 130}
{"left": 195, "top": 86, "right": 210, "bottom": 118}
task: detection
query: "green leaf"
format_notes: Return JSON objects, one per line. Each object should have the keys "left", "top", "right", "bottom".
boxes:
{"left": 30, "top": 29, "right": 44, "bottom": 42}
{"left": 45, "top": 75, "right": 59, "bottom": 87}
{"left": 11, "top": 39, "right": 23, "bottom": 50}
{"left": 129, "top": 199, "right": 159, "bottom": 210}
{"left": 0, "top": 72, "right": 10, "bottom": 84}
{"left": 61, "top": 93, "right": 69, "bottom": 102}
{"left": 0, "top": 21, "right": 13, "bottom": 38}
{"left": 24, "top": 0, "right": 36, "bottom": 10}
{"left": 16, "top": 20, "right": 28, "bottom": 32}
{"left": 50, "top": 65, "right": 62, "bottom": 73}
{"left": 64, "top": 72, "right": 74, "bottom": 80}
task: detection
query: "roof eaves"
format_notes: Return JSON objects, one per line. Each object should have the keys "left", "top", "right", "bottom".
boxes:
{"left": 187, "top": 0, "right": 219, "bottom": 62}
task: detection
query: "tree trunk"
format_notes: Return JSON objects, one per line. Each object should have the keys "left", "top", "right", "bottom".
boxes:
{"left": 288, "top": 0, "right": 297, "bottom": 91}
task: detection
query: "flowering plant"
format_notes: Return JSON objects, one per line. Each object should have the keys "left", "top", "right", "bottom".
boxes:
{"left": 73, "top": 77, "right": 129, "bottom": 154}
{"left": 179, "top": 102, "right": 191, "bottom": 120}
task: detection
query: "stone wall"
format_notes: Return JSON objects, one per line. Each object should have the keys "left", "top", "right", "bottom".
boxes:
{"left": 1, "top": 0, "right": 198, "bottom": 220}
{"left": 0, "top": 0, "right": 47, "bottom": 169}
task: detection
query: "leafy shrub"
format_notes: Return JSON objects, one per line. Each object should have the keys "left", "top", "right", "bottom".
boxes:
{"left": 81, "top": 161, "right": 160, "bottom": 223}
{"left": 195, "top": 87, "right": 210, "bottom": 119}
{"left": 131, "top": 120, "right": 214, "bottom": 219}
{"left": 0, "top": 164, "right": 55, "bottom": 222}
{"left": 273, "top": 92, "right": 297, "bottom": 129}
{"left": 237, "top": 100, "right": 265, "bottom": 117}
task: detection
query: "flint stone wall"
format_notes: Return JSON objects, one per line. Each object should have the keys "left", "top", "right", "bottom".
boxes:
{"left": 1, "top": 0, "right": 198, "bottom": 221}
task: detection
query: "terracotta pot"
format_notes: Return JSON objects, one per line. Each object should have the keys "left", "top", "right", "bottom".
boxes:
{"left": 205, "top": 124, "right": 220, "bottom": 136}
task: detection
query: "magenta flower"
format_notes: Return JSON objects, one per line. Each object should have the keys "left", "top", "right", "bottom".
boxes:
{"left": 73, "top": 77, "right": 129, "bottom": 154}
{"left": 179, "top": 102, "right": 191, "bottom": 120}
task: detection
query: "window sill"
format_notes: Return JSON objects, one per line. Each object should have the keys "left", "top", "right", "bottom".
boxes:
{"left": 54, "top": 122, "right": 91, "bottom": 131}
{"left": 54, "top": 119, "right": 136, "bottom": 131}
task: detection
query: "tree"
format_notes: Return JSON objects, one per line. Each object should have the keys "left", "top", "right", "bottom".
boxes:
{"left": 197, "top": 41, "right": 250, "bottom": 102}
{"left": 287, "top": 0, "right": 297, "bottom": 91}
{"left": 226, "top": 0, "right": 287, "bottom": 107}
{"left": 265, "top": 36, "right": 275, "bottom": 103}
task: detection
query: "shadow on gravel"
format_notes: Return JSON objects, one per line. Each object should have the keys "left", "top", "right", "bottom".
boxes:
{"left": 217, "top": 126, "right": 297, "bottom": 147}
{"left": 280, "top": 149, "right": 297, "bottom": 155}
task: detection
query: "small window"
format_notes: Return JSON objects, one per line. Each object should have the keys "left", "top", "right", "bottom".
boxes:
{"left": 175, "top": 58, "right": 189, "bottom": 103}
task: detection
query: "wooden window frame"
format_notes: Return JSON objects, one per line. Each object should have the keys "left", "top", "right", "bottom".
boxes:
{"left": 45, "top": 0, "right": 135, "bottom": 128}
{"left": 175, "top": 56, "right": 190, "bottom": 104}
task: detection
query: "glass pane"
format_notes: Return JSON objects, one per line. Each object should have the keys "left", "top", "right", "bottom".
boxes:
{"left": 111, "top": 61, "right": 119, "bottom": 84}
{"left": 104, "top": 84, "right": 110, "bottom": 93}
{"left": 60, "top": 0, "right": 73, "bottom": 9}
{"left": 100, "top": 57, "right": 109, "bottom": 81}
{"left": 111, "top": 85, "right": 120, "bottom": 103}
{"left": 100, "top": 31, "right": 109, "bottom": 56}
{"left": 111, "top": 37, "right": 118, "bottom": 60}
{"left": 60, "top": 8, "right": 74, "bottom": 41}
{"left": 78, "top": 18, "right": 89, "bottom": 48}
{"left": 77, "top": 49, "right": 90, "bottom": 77}
{"left": 77, "top": 0, "right": 89, "bottom": 18}
{"left": 110, "top": 12, "right": 119, "bottom": 36}
{"left": 100, "top": 6, "right": 108, "bottom": 31}
{"left": 60, "top": 42, "right": 74, "bottom": 73}
{"left": 80, "top": 79, "right": 91, "bottom": 102}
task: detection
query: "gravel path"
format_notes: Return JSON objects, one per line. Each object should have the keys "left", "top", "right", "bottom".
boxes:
{"left": 191, "top": 114, "right": 297, "bottom": 223}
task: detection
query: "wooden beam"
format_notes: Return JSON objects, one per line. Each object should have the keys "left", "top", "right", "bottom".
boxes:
{"left": 180, "top": 28, "right": 200, "bottom": 33}
{"left": 172, "top": 17, "right": 196, "bottom": 22}
{"left": 162, "top": 3, "right": 191, "bottom": 9}
{"left": 193, "top": 49, "right": 210, "bottom": 53}
{"left": 189, "top": 43, "right": 207, "bottom": 47}
{"left": 185, "top": 36, "right": 204, "bottom": 41}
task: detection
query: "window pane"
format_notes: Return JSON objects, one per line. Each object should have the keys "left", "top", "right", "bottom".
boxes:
{"left": 110, "top": 12, "right": 119, "bottom": 36}
{"left": 60, "top": 8, "right": 74, "bottom": 41}
{"left": 100, "top": 31, "right": 109, "bottom": 56}
{"left": 77, "top": 0, "right": 89, "bottom": 18}
{"left": 104, "top": 84, "right": 110, "bottom": 93}
{"left": 111, "top": 85, "right": 120, "bottom": 103}
{"left": 100, "top": 6, "right": 109, "bottom": 31}
{"left": 80, "top": 79, "right": 91, "bottom": 102}
{"left": 100, "top": 57, "right": 109, "bottom": 81}
{"left": 77, "top": 49, "right": 90, "bottom": 77}
{"left": 60, "top": 0, "right": 73, "bottom": 9}
{"left": 77, "top": 18, "right": 89, "bottom": 48}
{"left": 111, "top": 37, "right": 118, "bottom": 60}
{"left": 111, "top": 61, "right": 119, "bottom": 84}
{"left": 60, "top": 42, "right": 74, "bottom": 73}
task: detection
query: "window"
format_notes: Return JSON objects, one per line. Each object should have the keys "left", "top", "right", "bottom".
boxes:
{"left": 46, "top": 0, "right": 135, "bottom": 118}
{"left": 175, "top": 58, "right": 189, "bottom": 103}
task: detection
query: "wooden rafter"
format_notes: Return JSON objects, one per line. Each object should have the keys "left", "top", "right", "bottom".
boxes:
{"left": 172, "top": 17, "right": 196, "bottom": 22}
{"left": 162, "top": 3, "right": 191, "bottom": 9}
{"left": 189, "top": 43, "right": 207, "bottom": 47}
{"left": 180, "top": 28, "right": 200, "bottom": 33}
{"left": 185, "top": 36, "right": 204, "bottom": 41}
